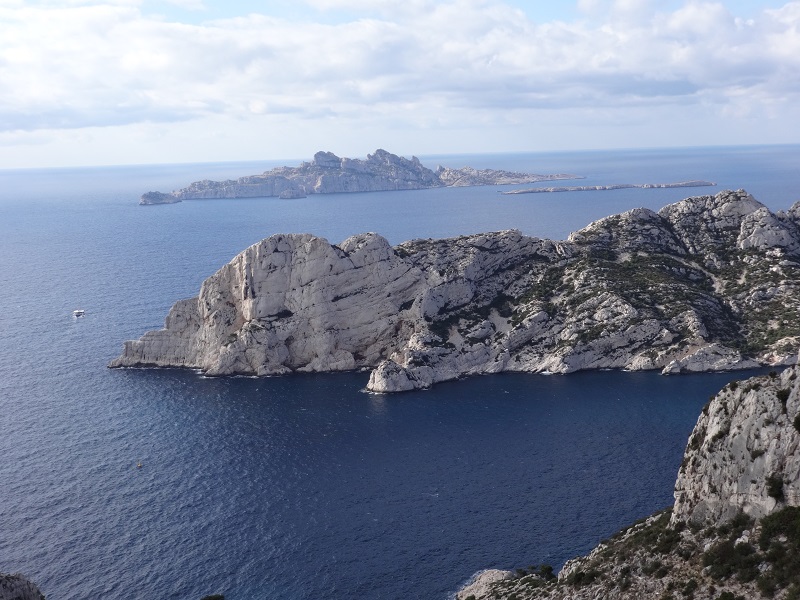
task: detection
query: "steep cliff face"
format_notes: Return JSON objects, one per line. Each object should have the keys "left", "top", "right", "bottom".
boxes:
{"left": 110, "top": 232, "right": 427, "bottom": 375}
{"left": 113, "top": 190, "right": 800, "bottom": 390}
{"left": 139, "top": 149, "right": 578, "bottom": 204}
{"left": 673, "top": 367, "right": 800, "bottom": 525}
{"left": 456, "top": 364, "right": 800, "bottom": 600}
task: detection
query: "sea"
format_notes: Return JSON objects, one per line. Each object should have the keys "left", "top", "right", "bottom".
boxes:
{"left": 0, "top": 145, "right": 798, "bottom": 600}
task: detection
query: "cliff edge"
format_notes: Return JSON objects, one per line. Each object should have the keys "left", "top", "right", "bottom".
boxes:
{"left": 113, "top": 190, "right": 800, "bottom": 390}
{"left": 457, "top": 364, "right": 800, "bottom": 600}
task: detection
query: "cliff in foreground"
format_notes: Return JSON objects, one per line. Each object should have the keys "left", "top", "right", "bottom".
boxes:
{"left": 139, "top": 149, "right": 578, "bottom": 203}
{"left": 112, "top": 190, "right": 800, "bottom": 391}
{"left": 458, "top": 364, "right": 800, "bottom": 600}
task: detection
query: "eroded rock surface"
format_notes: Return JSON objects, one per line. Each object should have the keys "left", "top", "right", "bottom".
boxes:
{"left": 114, "top": 190, "right": 800, "bottom": 390}
{"left": 673, "top": 366, "right": 800, "bottom": 525}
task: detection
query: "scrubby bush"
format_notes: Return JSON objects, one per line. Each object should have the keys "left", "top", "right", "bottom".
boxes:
{"left": 767, "top": 474, "right": 785, "bottom": 500}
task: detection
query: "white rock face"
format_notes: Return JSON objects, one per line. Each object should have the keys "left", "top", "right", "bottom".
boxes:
{"left": 673, "top": 363, "right": 800, "bottom": 525}
{"left": 114, "top": 190, "right": 800, "bottom": 391}
{"left": 456, "top": 569, "right": 515, "bottom": 600}
{"left": 110, "top": 232, "right": 427, "bottom": 375}
{"left": 661, "top": 343, "right": 759, "bottom": 374}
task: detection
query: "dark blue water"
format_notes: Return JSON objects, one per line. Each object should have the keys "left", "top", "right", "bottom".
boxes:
{"left": 0, "top": 145, "right": 797, "bottom": 599}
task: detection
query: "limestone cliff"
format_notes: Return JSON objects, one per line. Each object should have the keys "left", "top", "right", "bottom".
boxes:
{"left": 113, "top": 190, "right": 800, "bottom": 391}
{"left": 456, "top": 364, "right": 800, "bottom": 600}
{"left": 139, "top": 150, "right": 578, "bottom": 204}
{"left": 0, "top": 573, "right": 45, "bottom": 600}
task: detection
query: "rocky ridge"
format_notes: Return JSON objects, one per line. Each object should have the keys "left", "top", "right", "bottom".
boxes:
{"left": 112, "top": 190, "right": 800, "bottom": 392}
{"left": 456, "top": 364, "right": 800, "bottom": 600}
{"left": 139, "top": 149, "right": 578, "bottom": 204}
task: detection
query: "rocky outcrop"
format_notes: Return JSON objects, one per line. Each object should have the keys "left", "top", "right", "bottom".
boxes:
{"left": 113, "top": 190, "right": 800, "bottom": 391}
{"left": 140, "top": 191, "right": 182, "bottom": 205}
{"left": 455, "top": 364, "right": 800, "bottom": 600}
{"left": 0, "top": 573, "right": 45, "bottom": 600}
{"left": 139, "top": 150, "right": 579, "bottom": 204}
{"left": 673, "top": 366, "right": 800, "bottom": 525}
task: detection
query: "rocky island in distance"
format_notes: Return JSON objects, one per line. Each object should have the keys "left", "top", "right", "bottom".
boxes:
{"left": 112, "top": 189, "right": 800, "bottom": 392}
{"left": 139, "top": 149, "right": 580, "bottom": 204}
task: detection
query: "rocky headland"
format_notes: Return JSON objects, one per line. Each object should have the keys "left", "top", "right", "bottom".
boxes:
{"left": 112, "top": 189, "right": 800, "bottom": 392}
{"left": 456, "top": 363, "right": 800, "bottom": 600}
{"left": 139, "top": 149, "right": 578, "bottom": 204}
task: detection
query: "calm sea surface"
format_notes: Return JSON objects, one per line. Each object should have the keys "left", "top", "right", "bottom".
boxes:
{"left": 0, "top": 145, "right": 798, "bottom": 599}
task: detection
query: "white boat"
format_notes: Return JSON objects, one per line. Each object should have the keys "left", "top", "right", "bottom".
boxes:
{"left": 73, "top": 309, "right": 85, "bottom": 317}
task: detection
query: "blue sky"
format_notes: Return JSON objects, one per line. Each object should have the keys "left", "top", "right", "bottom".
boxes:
{"left": 1, "top": 0, "right": 799, "bottom": 167}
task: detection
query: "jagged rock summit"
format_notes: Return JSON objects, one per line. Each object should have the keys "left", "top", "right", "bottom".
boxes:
{"left": 139, "top": 149, "right": 577, "bottom": 204}
{"left": 113, "top": 190, "right": 800, "bottom": 390}
{"left": 455, "top": 364, "right": 800, "bottom": 600}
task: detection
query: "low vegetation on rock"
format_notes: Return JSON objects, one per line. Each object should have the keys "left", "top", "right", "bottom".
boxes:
{"left": 114, "top": 189, "right": 800, "bottom": 393}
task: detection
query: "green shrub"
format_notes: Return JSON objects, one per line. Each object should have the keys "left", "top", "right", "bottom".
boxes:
{"left": 778, "top": 388, "right": 791, "bottom": 413}
{"left": 538, "top": 564, "right": 555, "bottom": 580}
{"left": 767, "top": 474, "right": 785, "bottom": 500}
{"left": 716, "top": 593, "right": 744, "bottom": 600}
{"left": 565, "top": 569, "right": 601, "bottom": 587}
{"left": 702, "top": 540, "right": 759, "bottom": 581}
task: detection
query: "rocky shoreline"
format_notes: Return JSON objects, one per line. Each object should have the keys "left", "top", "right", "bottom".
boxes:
{"left": 457, "top": 363, "right": 800, "bottom": 600}
{"left": 139, "top": 149, "right": 579, "bottom": 204}
{"left": 112, "top": 189, "right": 800, "bottom": 392}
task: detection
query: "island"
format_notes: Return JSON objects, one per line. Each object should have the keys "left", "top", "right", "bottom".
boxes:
{"left": 112, "top": 189, "right": 800, "bottom": 392}
{"left": 502, "top": 180, "right": 716, "bottom": 194}
{"left": 139, "top": 149, "right": 580, "bottom": 204}
{"left": 457, "top": 363, "right": 800, "bottom": 599}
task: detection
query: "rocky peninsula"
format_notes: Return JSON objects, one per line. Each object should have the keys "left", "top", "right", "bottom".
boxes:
{"left": 112, "top": 189, "right": 800, "bottom": 392}
{"left": 139, "top": 149, "right": 578, "bottom": 204}
{"left": 457, "top": 363, "right": 800, "bottom": 600}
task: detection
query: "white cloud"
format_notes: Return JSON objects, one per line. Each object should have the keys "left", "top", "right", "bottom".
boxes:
{"left": 0, "top": 0, "right": 798, "bottom": 166}
{"left": 163, "top": 0, "right": 205, "bottom": 9}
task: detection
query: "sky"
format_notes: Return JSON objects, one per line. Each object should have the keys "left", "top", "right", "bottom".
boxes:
{"left": 0, "top": 0, "right": 798, "bottom": 168}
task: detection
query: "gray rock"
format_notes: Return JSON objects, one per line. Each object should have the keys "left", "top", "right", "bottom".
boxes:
{"left": 113, "top": 189, "right": 800, "bottom": 391}
{"left": 673, "top": 363, "right": 800, "bottom": 525}
{"left": 0, "top": 573, "right": 45, "bottom": 600}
